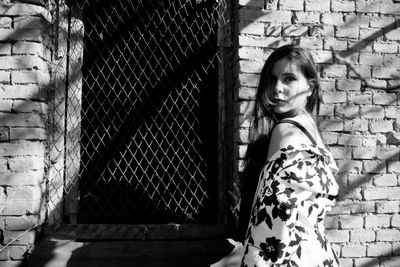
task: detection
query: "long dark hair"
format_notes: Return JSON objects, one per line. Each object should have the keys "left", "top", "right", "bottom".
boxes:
{"left": 238, "top": 45, "right": 321, "bottom": 241}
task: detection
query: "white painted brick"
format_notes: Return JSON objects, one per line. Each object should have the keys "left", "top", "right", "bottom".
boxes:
{"left": 239, "top": 22, "right": 264, "bottom": 35}
{"left": 343, "top": 119, "right": 368, "bottom": 132}
{"left": 374, "top": 174, "right": 398, "bottom": 187}
{"left": 392, "top": 214, "right": 400, "bottom": 227}
{"left": 370, "top": 120, "right": 393, "bottom": 133}
{"left": 349, "top": 65, "right": 371, "bottom": 79}
{"left": 365, "top": 215, "right": 391, "bottom": 228}
{"left": 282, "top": 25, "right": 308, "bottom": 37}
{"left": 367, "top": 242, "right": 392, "bottom": 257}
{"left": 342, "top": 244, "right": 366, "bottom": 257}
{"left": 386, "top": 28, "right": 400, "bottom": 41}
{"left": 321, "top": 13, "right": 344, "bottom": 26}
{"left": 350, "top": 229, "right": 376, "bottom": 242}
{"left": 326, "top": 229, "right": 350, "bottom": 243}
{"left": 293, "top": 12, "right": 320, "bottom": 24}
{"left": 336, "top": 105, "right": 359, "bottom": 118}
{"left": 376, "top": 201, "right": 400, "bottom": 214}
{"left": 388, "top": 161, "right": 400, "bottom": 174}
{"left": 339, "top": 215, "right": 364, "bottom": 229}
{"left": 364, "top": 187, "right": 388, "bottom": 200}
{"left": 349, "top": 93, "right": 372, "bottom": 105}
{"left": 354, "top": 258, "right": 379, "bottom": 267}
{"left": 332, "top": 0, "right": 356, "bottom": 12}
{"left": 337, "top": 79, "right": 362, "bottom": 91}
{"left": 305, "top": 0, "right": 330, "bottom": 11}
{"left": 238, "top": 47, "right": 264, "bottom": 60}
{"left": 373, "top": 93, "right": 397, "bottom": 106}
{"left": 324, "top": 37, "right": 347, "bottom": 51}
{"left": 338, "top": 134, "right": 363, "bottom": 146}
{"left": 0, "top": 141, "right": 45, "bottom": 157}
{"left": 322, "top": 64, "right": 347, "bottom": 78}
{"left": 279, "top": 0, "right": 304, "bottom": 11}
{"left": 0, "top": 84, "right": 45, "bottom": 100}
{"left": 336, "top": 26, "right": 360, "bottom": 39}
{"left": 350, "top": 201, "right": 375, "bottom": 214}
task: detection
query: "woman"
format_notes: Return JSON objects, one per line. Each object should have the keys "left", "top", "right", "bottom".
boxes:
{"left": 240, "top": 45, "right": 339, "bottom": 267}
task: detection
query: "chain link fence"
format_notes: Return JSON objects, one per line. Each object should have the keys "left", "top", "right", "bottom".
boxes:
{"left": 47, "top": 0, "right": 231, "bottom": 229}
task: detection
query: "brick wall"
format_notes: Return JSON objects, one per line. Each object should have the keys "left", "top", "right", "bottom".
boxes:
{"left": 0, "top": 2, "right": 51, "bottom": 266}
{"left": 236, "top": 0, "right": 400, "bottom": 266}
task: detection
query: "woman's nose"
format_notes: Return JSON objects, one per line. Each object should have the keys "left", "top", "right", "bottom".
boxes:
{"left": 274, "top": 80, "right": 284, "bottom": 93}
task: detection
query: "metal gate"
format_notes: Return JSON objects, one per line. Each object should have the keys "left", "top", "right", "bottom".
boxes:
{"left": 49, "top": 0, "right": 231, "bottom": 236}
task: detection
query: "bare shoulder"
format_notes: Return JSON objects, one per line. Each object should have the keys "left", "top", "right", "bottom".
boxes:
{"left": 267, "top": 122, "right": 314, "bottom": 159}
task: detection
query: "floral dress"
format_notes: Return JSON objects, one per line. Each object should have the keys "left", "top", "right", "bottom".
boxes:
{"left": 242, "top": 143, "right": 339, "bottom": 267}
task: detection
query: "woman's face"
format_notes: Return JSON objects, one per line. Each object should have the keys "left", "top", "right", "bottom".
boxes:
{"left": 269, "top": 57, "right": 311, "bottom": 114}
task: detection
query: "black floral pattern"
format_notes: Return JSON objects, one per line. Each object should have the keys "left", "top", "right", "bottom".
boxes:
{"left": 242, "top": 144, "right": 339, "bottom": 267}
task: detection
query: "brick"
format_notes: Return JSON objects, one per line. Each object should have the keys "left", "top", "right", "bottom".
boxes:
{"left": 0, "top": 158, "right": 7, "bottom": 172}
{"left": 321, "top": 91, "right": 347, "bottom": 103}
{"left": 384, "top": 55, "right": 400, "bottom": 67}
{"left": 370, "top": 120, "right": 393, "bottom": 133}
{"left": 351, "top": 201, "right": 375, "bottom": 213}
{"left": 373, "top": 93, "right": 397, "bottom": 106}
{"left": 0, "top": 43, "right": 11, "bottom": 55}
{"left": 380, "top": 3, "right": 400, "bottom": 15}
{"left": 350, "top": 229, "right": 376, "bottom": 242}
{"left": 238, "top": 0, "right": 264, "bottom": 7}
{"left": 342, "top": 244, "right": 366, "bottom": 258}
{"left": 297, "top": 38, "right": 323, "bottom": 51}
{"left": 365, "top": 215, "right": 391, "bottom": 228}
{"left": 349, "top": 93, "right": 372, "bottom": 105}
{"left": 382, "top": 257, "right": 400, "bottom": 267}
{"left": 239, "top": 22, "right": 264, "bottom": 35}
{"left": 337, "top": 79, "right": 362, "bottom": 91}
{"left": 11, "top": 71, "right": 50, "bottom": 85}
{"left": 331, "top": 201, "right": 352, "bottom": 214}
{"left": 319, "top": 119, "right": 343, "bottom": 132}
{"left": 322, "top": 65, "right": 347, "bottom": 78}
{"left": 360, "top": 27, "right": 384, "bottom": 41}
{"left": 0, "top": 100, "right": 12, "bottom": 111}
{"left": 0, "top": 246, "right": 10, "bottom": 261}
{"left": 0, "top": 113, "right": 45, "bottom": 127}
{"left": 388, "top": 161, "right": 400, "bottom": 174}
{"left": 0, "top": 141, "right": 45, "bottom": 157}
{"left": 355, "top": 258, "right": 380, "bottom": 267}
{"left": 321, "top": 13, "right": 344, "bottom": 26}
{"left": 332, "top": 0, "right": 356, "bottom": 12}
{"left": 368, "top": 243, "right": 392, "bottom": 257}
{"left": 370, "top": 16, "right": 396, "bottom": 28}
{"left": 377, "top": 201, "right": 400, "bottom": 214}
{"left": 325, "top": 215, "right": 339, "bottom": 228}
{"left": 364, "top": 186, "right": 388, "bottom": 200}
{"left": 336, "top": 26, "right": 359, "bottom": 39}
{"left": 353, "top": 147, "right": 376, "bottom": 159}
{"left": 3, "top": 230, "right": 36, "bottom": 245}
{"left": 238, "top": 47, "right": 263, "bottom": 60}
{"left": 360, "top": 106, "right": 384, "bottom": 119}
{"left": 377, "top": 148, "right": 399, "bottom": 161}
{"left": 305, "top": 0, "right": 330, "bottom": 11}
{"left": 14, "top": 16, "right": 46, "bottom": 29}
{"left": 374, "top": 42, "right": 398, "bottom": 54}
{"left": 339, "top": 258, "right": 353, "bottom": 267}
{"left": 238, "top": 73, "right": 259, "bottom": 87}
{"left": 326, "top": 229, "right": 350, "bottom": 243}
{"left": 13, "top": 42, "right": 50, "bottom": 58}
{"left": 0, "top": 17, "right": 12, "bottom": 28}
{"left": 0, "top": 85, "right": 45, "bottom": 100}
{"left": 293, "top": 12, "right": 320, "bottom": 24}
{"left": 388, "top": 187, "right": 400, "bottom": 200}
{"left": 336, "top": 105, "right": 359, "bottom": 118}
{"left": 321, "top": 132, "right": 338, "bottom": 144}
{"left": 373, "top": 67, "right": 399, "bottom": 79}
{"left": 239, "top": 60, "right": 263, "bottom": 74}
{"left": 0, "top": 29, "right": 43, "bottom": 42}
{"left": 319, "top": 104, "right": 334, "bottom": 116}
{"left": 238, "top": 9, "right": 292, "bottom": 23}
{"left": 330, "top": 146, "right": 352, "bottom": 160}
{"left": 349, "top": 65, "right": 371, "bottom": 79}
{"left": 310, "top": 25, "right": 334, "bottom": 37}
{"left": 386, "top": 28, "right": 400, "bottom": 41}
{"left": 392, "top": 214, "right": 400, "bottom": 227}
{"left": 374, "top": 174, "right": 398, "bottom": 187}
{"left": 344, "top": 14, "right": 370, "bottom": 28}
{"left": 363, "top": 160, "right": 386, "bottom": 174}
{"left": 359, "top": 53, "right": 383, "bottom": 66}
{"left": 282, "top": 25, "right": 308, "bottom": 37}
{"left": 348, "top": 173, "right": 373, "bottom": 186}
{"left": 7, "top": 156, "right": 45, "bottom": 172}
{"left": 5, "top": 215, "right": 38, "bottom": 231}
{"left": 343, "top": 119, "right": 368, "bottom": 132}
{"left": 385, "top": 107, "right": 400, "bottom": 119}
{"left": 338, "top": 134, "right": 363, "bottom": 146}
{"left": 279, "top": 0, "right": 303, "bottom": 10}
{"left": 339, "top": 215, "right": 364, "bottom": 229}
{"left": 11, "top": 101, "right": 47, "bottom": 114}
{"left": 236, "top": 87, "right": 256, "bottom": 101}
{"left": 264, "top": 24, "right": 282, "bottom": 37}
{"left": 0, "top": 170, "right": 44, "bottom": 186}
{"left": 324, "top": 37, "right": 347, "bottom": 51}
{"left": 0, "top": 70, "right": 10, "bottom": 83}
{"left": 0, "top": 127, "right": 9, "bottom": 141}
{"left": 355, "top": 0, "right": 380, "bottom": 13}
{"left": 337, "top": 160, "right": 362, "bottom": 173}
{"left": 0, "top": 55, "right": 48, "bottom": 71}
{"left": 312, "top": 50, "right": 332, "bottom": 64}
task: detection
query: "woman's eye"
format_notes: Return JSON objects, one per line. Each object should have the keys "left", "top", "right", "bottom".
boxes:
{"left": 284, "top": 76, "right": 295, "bottom": 82}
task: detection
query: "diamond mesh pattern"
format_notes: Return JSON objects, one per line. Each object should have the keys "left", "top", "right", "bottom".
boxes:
{"left": 59, "top": 0, "right": 225, "bottom": 224}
